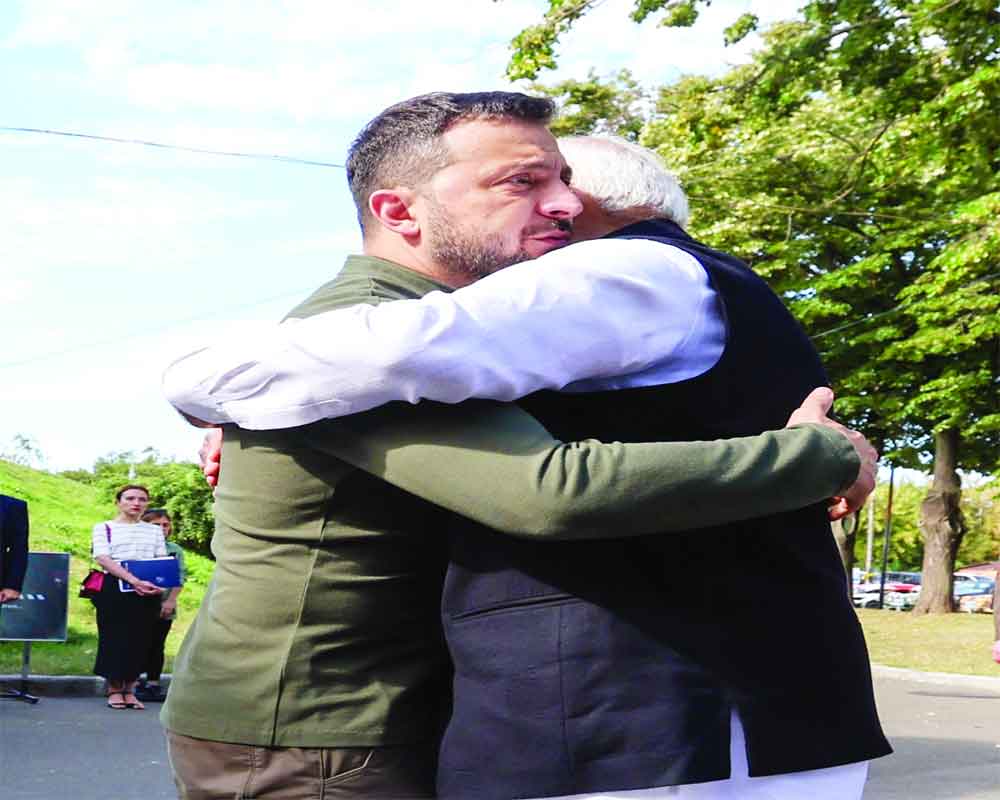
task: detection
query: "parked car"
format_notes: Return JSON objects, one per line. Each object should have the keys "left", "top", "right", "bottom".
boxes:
{"left": 884, "top": 590, "right": 919, "bottom": 611}
{"left": 953, "top": 574, "right": 995, "bottom": 596}
{"left": 853, "top": 590, "right": 883, "bottom": 609}
{"left": 954, "top": 574, "right": 995, "bottom": 613}
{"left": 853, "top": 571, "right": 922, "bottom": 597}
{"left": 854, "top": 573, "right": 995, "bottom": 611}
{"left": 958, "top": 592, "right": 995, "bottom": 613}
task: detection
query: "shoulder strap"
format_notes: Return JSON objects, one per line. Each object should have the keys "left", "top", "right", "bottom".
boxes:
{"left": 91, "top": 523, "right": 113, "bottom": 563}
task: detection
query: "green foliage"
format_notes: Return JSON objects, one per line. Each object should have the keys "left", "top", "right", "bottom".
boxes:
{"left": 654, "top": 1, "right": 696, "bottom": 28}
{"left": 855, "top": 481, "right": 925, "bottom": 572}
{"left": 852, "top": 480, "right": 998, "bottom": 572}
{"left": 521, "top": 0, "right": 1000, "bottom": 477}
{"left": 959, "top": 482, "right": 1000, "bottom": 567}
{"left": 0, "top": 458, "right": 216, "bottom": 675}
{"left": 516, "top": 0, "right": 999, "bottom": 604}
{"left": 504, "top": 0, "right": 721, "bottom": 80}
{"left": 60, "top": 449, "right": 215, "bottom": 556}
{"left": 723, "top": 13, "right": 758, "bottom": 45}
{"left": 532, "top": 69, "right": 648, "bottom": 140}
{"left": 504, "top": 0, "right": 597, "bottom": 81}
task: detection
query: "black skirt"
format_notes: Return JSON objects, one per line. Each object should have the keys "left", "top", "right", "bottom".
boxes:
{"left": 92, "top": 574, "right": 161, "bottom": 681}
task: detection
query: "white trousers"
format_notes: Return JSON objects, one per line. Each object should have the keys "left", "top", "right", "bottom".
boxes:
{"left": 531, "top": 712, "right": 869, "bottom": 800}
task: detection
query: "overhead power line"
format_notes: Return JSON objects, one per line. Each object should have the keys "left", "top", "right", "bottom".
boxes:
{"left": 0, "top": 126, "right": 346, "bottom": 169}
{"left": 0, "top": 286, "right": 322, "bottom": 371}
{"left": 2, "top": 126, "right": 996, "bottom": 367}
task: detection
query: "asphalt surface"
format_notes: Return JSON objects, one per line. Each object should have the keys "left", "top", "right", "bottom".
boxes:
{"left": 1, "top": 692, "right": 175, "bottom": 799}
{"left": 1, "top": 670, "right": 998, "bottom": 800}
{"left": 866, "top": 669, "right": 1000, "bottom": 800}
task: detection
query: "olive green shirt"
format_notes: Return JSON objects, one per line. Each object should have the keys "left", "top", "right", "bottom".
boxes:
{"left": 162, "top": 255, "right": 859, "bottom": 747}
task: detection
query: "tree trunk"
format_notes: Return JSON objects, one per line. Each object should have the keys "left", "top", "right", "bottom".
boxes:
{"left": 831, "top": 512, "right": 858, "bottom": 597}
{"left": 912, "top": 428, "right": 966, "bottom": 615}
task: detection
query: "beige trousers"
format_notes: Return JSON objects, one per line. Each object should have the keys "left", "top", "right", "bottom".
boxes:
{"left": 166, "top": 730, "right": 437, "bottom": 800}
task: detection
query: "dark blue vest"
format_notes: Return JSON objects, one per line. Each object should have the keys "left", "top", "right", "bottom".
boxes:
{"left": 437, "top": 219, "right": 890, "bottom": 799}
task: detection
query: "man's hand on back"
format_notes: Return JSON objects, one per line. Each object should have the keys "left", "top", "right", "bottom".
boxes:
{"left": 785, "top": 387, "right": 878, "bottom": 521}
{"left": 200, "top": 427, "right": 223, "bottom": 488}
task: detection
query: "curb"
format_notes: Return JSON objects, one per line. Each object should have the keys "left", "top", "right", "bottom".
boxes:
{"left": 871, "top": 664, "right": 1000, "bottom": 692}
{"left": 7, "top": 667, "right": 1000, "bottom": 697}
{"left": 0, "top": 674, "right": 171, "bottom": 697}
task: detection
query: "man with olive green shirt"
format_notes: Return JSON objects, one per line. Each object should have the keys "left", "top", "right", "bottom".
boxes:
{"left": 163, "top": 93, "right": 876, "bottom": 799}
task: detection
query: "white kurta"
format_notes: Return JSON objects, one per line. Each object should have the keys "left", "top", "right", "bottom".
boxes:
{"left": 162, "top": 239, "right": 725, "bottom": 429}
{"left": 528, "top": 713, "right": 868, "bottom": 800}
{"left": 161, "top": 236, "right": 868, "bottom": 799}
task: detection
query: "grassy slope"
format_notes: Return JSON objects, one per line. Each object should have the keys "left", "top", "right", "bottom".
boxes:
{"left": 2, "top": 460, "right": 998, "bottom": 679}
{"left": 0, "top": 459, "right": 213, "bottom": 675}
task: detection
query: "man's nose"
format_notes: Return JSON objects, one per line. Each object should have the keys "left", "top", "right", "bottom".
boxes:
{"left": 539, "top": 181, "right": 583, "bottom": 219}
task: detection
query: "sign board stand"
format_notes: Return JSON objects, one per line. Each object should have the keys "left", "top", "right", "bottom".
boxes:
{"left": 0, "top": 553, "right": 70, "bottom": 705}
{"left": 1, "top": 642, "right": 38, "bottom": 704}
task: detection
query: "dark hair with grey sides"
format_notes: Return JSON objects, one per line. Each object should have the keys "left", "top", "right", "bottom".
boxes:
{"left": 346, "top": 92, "right": 556, "bottom": 233}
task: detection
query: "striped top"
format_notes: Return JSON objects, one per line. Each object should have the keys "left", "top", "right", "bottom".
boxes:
{"left": 92, "top": 520, "right": 167, "bottom": 562}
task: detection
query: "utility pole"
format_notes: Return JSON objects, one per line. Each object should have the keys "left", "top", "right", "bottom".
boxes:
{"left": 877, "top": 465, "right": 896, "bottom": 609}
{"left": 864, "top": 493, "right": 875, "bottom": 576}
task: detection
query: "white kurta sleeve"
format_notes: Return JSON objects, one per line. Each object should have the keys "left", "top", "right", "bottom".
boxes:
{"left": 162, "top": 238, "right": 724, "bottom": 430}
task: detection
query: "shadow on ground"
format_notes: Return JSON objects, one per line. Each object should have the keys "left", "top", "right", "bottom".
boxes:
{"left": 867, "top": 736, "right": 1000, "bottom": 800}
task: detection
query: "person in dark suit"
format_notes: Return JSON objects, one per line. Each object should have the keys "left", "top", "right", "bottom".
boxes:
{"left": 0, "top": 494, "right": 29, "bottom": 604}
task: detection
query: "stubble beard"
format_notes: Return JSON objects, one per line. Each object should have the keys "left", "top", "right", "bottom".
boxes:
{"left": 425, "top": 200, "right": 531, "bottom": 282}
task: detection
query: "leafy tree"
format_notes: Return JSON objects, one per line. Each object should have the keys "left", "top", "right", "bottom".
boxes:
{"left": 531, "top": 69, "right": 648, "bottom": 140}
{"left": 1, "top": 434, "right": 46, "bottom": 470}
{"left": 514, "top": 0, "right": 1000, "bottom": 612}
{"left": 957, "top": 482, "right": 1000, "bottom": 568}
{"left": 62, "top": 449, "right": 215, "bottom": 556}
{"left": 854, "top": 482, "right": 933, "bottom": 574}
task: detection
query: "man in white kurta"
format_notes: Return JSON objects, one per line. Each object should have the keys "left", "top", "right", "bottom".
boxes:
{"left": 163, "top": 135, "right": 877, "bottom": 798}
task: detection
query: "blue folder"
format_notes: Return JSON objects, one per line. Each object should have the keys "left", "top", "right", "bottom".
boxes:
{"left": 119, "top": 557, "right": 182, "bottom": 592}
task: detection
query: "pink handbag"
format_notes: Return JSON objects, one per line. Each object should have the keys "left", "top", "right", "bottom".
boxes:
{"left": 79, "top": 524, "right": 111, "bottom": 598}
{"left": 79, "top": 569, "right": 105, "bottom": 598}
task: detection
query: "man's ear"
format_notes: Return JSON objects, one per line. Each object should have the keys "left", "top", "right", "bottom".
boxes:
{"left": 369, "top": 188, "right": 420, "bottom": 239}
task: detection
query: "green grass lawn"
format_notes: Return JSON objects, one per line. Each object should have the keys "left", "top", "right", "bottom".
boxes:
{"left": 0, "top": 459, "right": 212, "bottom": 676}
{"left": 3, "top": 459, "right": 998, "bottom": 680}
{"left": 858, "top": 607, "right": 1000, "bottom": 677}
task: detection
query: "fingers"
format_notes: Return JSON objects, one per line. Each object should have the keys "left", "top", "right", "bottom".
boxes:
{"left": 198, "top": 428, "right": 223, "bottom": 489}
{"left": 827, "top": 497, "right": 850, "bottom": 521}
{"left": 801, "top": 386, "right": 835, "bottom": 416}
{"left": 785, "top": 386, "right": 835, "bottom": 427}
{"left": 197, "top": 428, "right": 223, "bottom": 467}
{"left": 834, "top": 457, "right": 877, "bottom": 517}
{"left": 786, "top": 389, "right": 880, "bottom": 513}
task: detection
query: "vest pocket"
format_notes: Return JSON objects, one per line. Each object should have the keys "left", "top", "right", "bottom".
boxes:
{"left": 448, "top": 592, "right": 577, "bottom": 623}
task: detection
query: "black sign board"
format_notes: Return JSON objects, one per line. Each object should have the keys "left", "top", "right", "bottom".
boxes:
{"left": 0, "top": 553, "right": 70, "bottom": 642}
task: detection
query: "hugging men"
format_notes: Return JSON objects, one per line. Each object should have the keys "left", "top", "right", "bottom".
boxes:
{"left": 163, "top": 92, "right": 889, "bottom": 799}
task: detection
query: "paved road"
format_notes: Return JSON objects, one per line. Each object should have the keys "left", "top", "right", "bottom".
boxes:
{"left": 1, "top": 693, "right": 175, "bottom": 799}
{"left": 866, "top": 671, "right": 1000, "bottom": 800}
{"left": 2, "top": 672, "right": 999, "bottom": 799}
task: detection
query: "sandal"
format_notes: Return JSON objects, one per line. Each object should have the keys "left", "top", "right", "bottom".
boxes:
{"left": 106, "top": 691, "right": 128, "bottom": 710}
{"left": 123, "top": 692, "right": 145, "bottom": 710}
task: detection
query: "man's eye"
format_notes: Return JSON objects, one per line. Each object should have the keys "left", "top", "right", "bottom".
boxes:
{"left": 506, "top": 175, "right": 534, "bottom": 187}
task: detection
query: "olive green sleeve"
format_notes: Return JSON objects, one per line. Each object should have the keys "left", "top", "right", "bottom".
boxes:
{"left": 301, "top": 399, "right": 859, "bottom": 540}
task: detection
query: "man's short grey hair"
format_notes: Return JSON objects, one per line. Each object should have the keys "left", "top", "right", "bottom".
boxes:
{"left": 557, "top": 135, "right": 689, "bottom": 228}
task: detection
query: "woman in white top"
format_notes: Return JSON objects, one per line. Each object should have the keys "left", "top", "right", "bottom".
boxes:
{"left": 90, "top": 484, "right": 167, "bottom": 710}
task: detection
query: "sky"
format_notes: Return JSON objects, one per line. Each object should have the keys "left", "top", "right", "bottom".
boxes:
{"left": 0, "top": 0, "right": 808, "bottom": 472}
